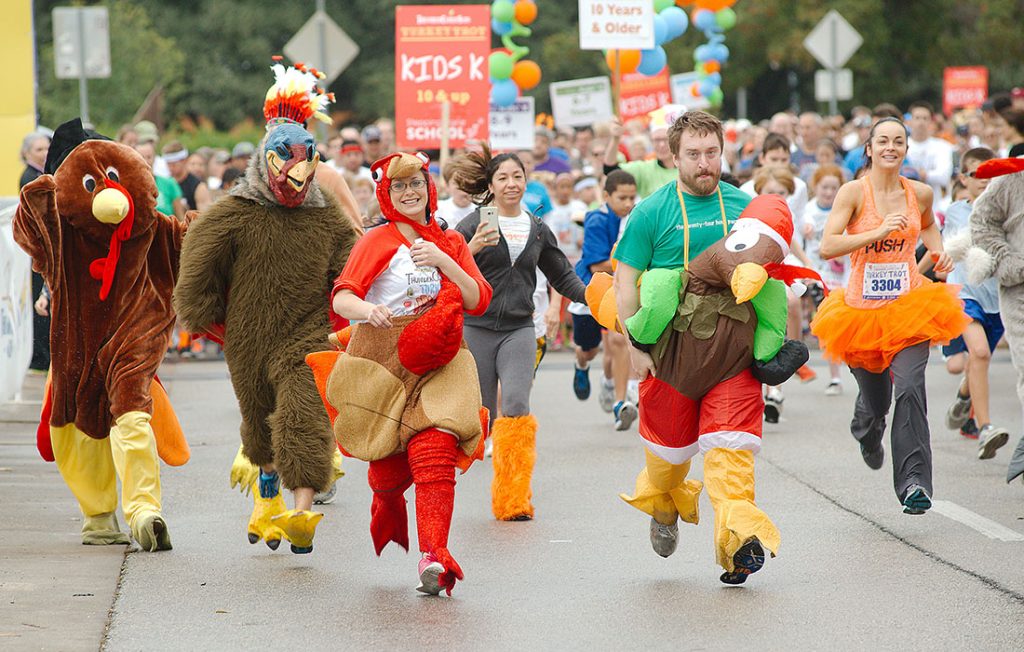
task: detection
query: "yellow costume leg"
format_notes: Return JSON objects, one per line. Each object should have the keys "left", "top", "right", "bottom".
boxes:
{"left": 50, "top": 424, "right": 129, "bottom": 545}
{"left": 703, "top": 447, "right": 780, "bottom": 582}
{"left": 229, "top": 443, "right": 260, "bottom": 495}
{"left": 247, "top": 480, "right": 287, "bottom": 550}
{"left": 620, "top": 449, "right": 702, "bottom": 525}
{"left": 270, "top": 510, "right": 324, "bottom": 554}
{"left": 109, "top": 411, "right": 171, "bottom": 552}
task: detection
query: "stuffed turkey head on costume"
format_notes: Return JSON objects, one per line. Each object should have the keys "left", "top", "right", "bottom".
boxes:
{"left": 263, "top": 122, "right": 319, "bottom": 207}
{"left": 45, "top": 118, "right": 158, "bottom": 300}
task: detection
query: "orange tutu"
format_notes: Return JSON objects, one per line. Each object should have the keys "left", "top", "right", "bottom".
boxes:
{"left": 810, "top": 281, "right": 969, "bottom": 373}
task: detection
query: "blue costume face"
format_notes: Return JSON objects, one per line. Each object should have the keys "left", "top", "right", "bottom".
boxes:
{"left": 263, "top": 123, "right": 319, "bottom": 207}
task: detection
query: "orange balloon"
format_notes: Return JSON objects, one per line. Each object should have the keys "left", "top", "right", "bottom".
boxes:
{"left": 605, "top": 49, "right": 641, "bottom": 74}
{"left": 514, "top": 0, "right": 538, "bottom": 25}
{"left": 675, "top": 0, "right": 695, "bottom": 6}
{"left": 511, "top": 60, "right": 542, "bottom": 90}
{"left": 694, "top": 0, "right": 735, "bottom": 9}
{"left": 704, "top": 60, "right": 721, "bottom": 74}
{"left": 690, "top": 83, "right": 701, "bottom": 97}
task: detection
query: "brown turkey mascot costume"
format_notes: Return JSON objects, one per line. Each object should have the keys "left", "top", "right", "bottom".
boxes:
{"left": 13, "top": 118, "right": 190, "bottom": 551}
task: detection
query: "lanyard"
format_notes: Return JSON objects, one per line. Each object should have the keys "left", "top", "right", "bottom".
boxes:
{"left": 675, "top": 182, "right": 728, "bottom": 270}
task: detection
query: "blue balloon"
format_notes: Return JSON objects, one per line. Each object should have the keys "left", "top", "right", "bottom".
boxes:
{"left": 653, "top": 15, "right": 669, "bottom": 46}
{"left": 491, "top": 78, "right": 518, "bottom": 107}
{"left": 699, "top": 80, "right": 718, "bottom": 98}
{"left": 711, "top": 43, "right": 730, "bottom": 63}
{"left": 491, "top": 18, "right": 512, "bottom": 36}
{"left": 694, "top": 44, "right": 712, "bottom": 63}
{"left": 637, "top": 46, "right": 667, "bottom": 76}
{"left": 694, "top": 10, "right": 718, "bottom": 33}
{"left": 660, "top": 7, "right": 688, "bottom": 40}
{"left": 707, "top": 72, "right": 722, "bottom": 86}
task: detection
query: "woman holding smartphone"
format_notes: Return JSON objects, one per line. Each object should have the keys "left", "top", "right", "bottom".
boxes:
{"left": 451, "top": 147, "right": 587, "bottom": 522}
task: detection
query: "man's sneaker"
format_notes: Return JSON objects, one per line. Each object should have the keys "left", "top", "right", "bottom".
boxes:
{"left": 977, "top": 424, "right": 1010, "bottom": 460}
{"left": 959, "top": 417, "right": 980, "bottom": 439}
{"left": 860, "top": 441, "right": 885, "bottom": 470}
{"left": 313, "top": 482, "right": 337, "bottom": 505}
{"left": 902, "top": 485, "right": 932, "bottom": 515}
{"left": 824, "top": 380, "right": 843, "bottom": 396}
{"left": 945, "top": 391, "right": 972, "bottom": 430}
{"left": 719, "top": 537, "right": 765, "bottom": 585}
{"left": 764, "top": 387, "right": 783, "bottom": 424}
{"left": 614, "top": 400, "right": 638, "bottom": 431}
{"left": 416, "top": 553, "right": 444, "bottom": 595}
{"left": 796, "top": 364, "right": 817, "bottom": 383}
{"left": 649, "top": 517, "right": 678, "bottom": 558}
{"left": 598, "top": 379, "right": 616, "bottom": 413}
{"left": 573, "top": 365, "right": 591, "bottom": 400}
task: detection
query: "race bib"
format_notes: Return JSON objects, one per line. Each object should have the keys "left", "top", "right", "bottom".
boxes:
{"left": 863, "top": 262, "right": 909, "bottom": 300}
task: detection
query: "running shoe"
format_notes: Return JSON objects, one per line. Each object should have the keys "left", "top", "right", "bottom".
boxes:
{"left": 313, "top": 482, "right": 337, "bottom": 505}
{"left": 416, "top": 553, "right": 444, "bottom": 595}
{"left": 795, "top": 364, "right": 817, "bottom": 383}
{"left": 598, "top": 379, "right": 616, "bottom": 413}
{"left": 824, "top": 380, "right": 843, "bottom": 396}
{"left": 977, "top": 424, "right": 1010, "bottom": 460}
{"left": 902, "top": 484, "right": 932, "bottom": 515}
{"left": 484, "top": 437, "right": 493, "bottom": 459}
{"left": 764, "top": 387, "right": 783, "bottom": 424}
{"left": 719, "top": 537, "right": 765, "bottom": 585}
{"left": 945, "top": 391, "right": 972, "bottom": 430}
{"left": 614, "top": 400, "right": 638, "bottom": 431}
{"left": 626, "top": 379, "right": 640, "bottom": 405}
{"left": 959, "top": 417, "right": 979, "bottom": 440}
{"left": 860, "top": 441, "right": 885, "bottom": 470}
{"left": 573, "top": 365, "right": 591, "bottom": 400}
{"left": 649, "top": 517, "right": 678, "bottom": 558}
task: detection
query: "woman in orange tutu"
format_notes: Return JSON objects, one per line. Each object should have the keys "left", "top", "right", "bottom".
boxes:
{"left": 811, "top": 117, "right": 967, "bottom": 514}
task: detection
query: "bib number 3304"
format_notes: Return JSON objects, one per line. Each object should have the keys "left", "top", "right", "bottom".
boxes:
{"left": 863, "top": 262, "right": 909, "bottom": 300}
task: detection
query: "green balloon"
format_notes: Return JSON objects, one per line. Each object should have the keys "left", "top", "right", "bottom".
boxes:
{"left": 489, "top": 52, "right": 514, "bottom": 80}
{"left": 715, "top": 8, "right": 737, "bottom": 31}
{"left": 654, "top": 0, "right": 675, "bottom": 11}
{"left": 710, "top": 87, "right": 724, "bottom": 106}
{"left": 492, "top": 0, "right": 515, "bottom": 24}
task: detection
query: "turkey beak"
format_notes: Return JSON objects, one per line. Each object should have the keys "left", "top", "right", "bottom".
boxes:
{"left": 286, "top": 158, "right": 316, "bottom": 191}
{"left": 93, "top": 187, "right": 130, "bottom": 224}
{"left": 731, "top": 262, "right": 768, "bottom": 303}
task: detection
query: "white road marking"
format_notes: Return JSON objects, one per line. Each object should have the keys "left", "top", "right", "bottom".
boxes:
{"left": 931, "top": 500, "right": 1024, "bottom": 542}
{"left": 549, "top": 540, "right": 573, "bottom": 543}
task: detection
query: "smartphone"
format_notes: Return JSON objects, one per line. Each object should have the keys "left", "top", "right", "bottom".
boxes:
{"left": 480, "top": 206, "right": 500, "bottom": 234}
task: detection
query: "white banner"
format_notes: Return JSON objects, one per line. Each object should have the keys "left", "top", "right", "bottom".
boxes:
{"left": 578, "top": 0, "right": 654, "bottom": 51}
{"left": 549, "top": 76, "right": 614, "bottom": 129}
{"left": 489, "top": 97, "right": 535, "bottom": 151}
{"left": 669, "top": 72, "right": 712, "bottom": 110}
{"left": 0, "top": 203, "right": 33, "bottom": 403}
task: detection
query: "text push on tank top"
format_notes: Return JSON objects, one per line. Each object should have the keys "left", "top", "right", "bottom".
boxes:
{"left": 845, "top": 177, "right": 924, "bottom": 309}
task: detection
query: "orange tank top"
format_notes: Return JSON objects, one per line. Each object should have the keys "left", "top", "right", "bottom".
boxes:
{"left": 845, "top": 176, "right": 924, "bottom": 309}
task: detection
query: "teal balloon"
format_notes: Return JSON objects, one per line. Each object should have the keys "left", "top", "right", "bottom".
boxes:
{"left": 715, "top": 8, "right": 737, "bottom": 31}
{"left": 710, "top": 87, "right": 724, "bottom": 106}
{"left": 489, "top": 52, "right": 514, "bottom": 80}
{"left": 491, "top": 0, "right": 515, "bottom": 24}
{"left": 653, "top": 0, "right": 675, "bottom": 11}
{"left": 637, "top": 46, "right": 667, "bottom": 76}
{"left": 491, "top": 18, "right": 512, "bottom": 36}
{"left": 660, "top": 7, "right": 688, "bottom": 39}
{"left": 653, "top": 15, "right": 669, "bottom": 46}
{"left": 707, "top": 72, "right": 722, "bottom": 85}
{"left": 699, "top": 79, "right": 717, "bottom": 97}
{"left": 491, "top": 79, "right": 518, "bottom": 107}
{"left": 694, "top": 44, "right": 712, "bottom": 63}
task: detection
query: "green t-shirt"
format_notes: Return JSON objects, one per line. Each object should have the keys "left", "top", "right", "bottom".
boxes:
{"left": 155, "top": 175, "right": 182, "bottom": 216}
{"left": 614, "top": 181, "right": 751, "bottom": 271}
{"left": 619, "top": 159, "right": 678, "bottom": 199}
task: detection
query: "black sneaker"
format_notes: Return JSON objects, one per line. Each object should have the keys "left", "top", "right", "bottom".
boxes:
{"left": 959, "top": 417, "right": 979, "bottom": 440}
{"left": 719, "top": 537, "right": 765, "bottom": 585}
{"left": 903, "top": 485, "right": 932, "bottom": 515}
{"left": 860, "top": 441, "right": 884, "bottom": 470}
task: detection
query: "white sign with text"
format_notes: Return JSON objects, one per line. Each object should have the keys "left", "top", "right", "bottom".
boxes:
{"left": 489, "top": 97, "right": 536, "bottom": 150}
{"left": 549, "top": 76, "right": 614, "bottom": 128}
{"left": 578, "top": 0, "right": 654, "bottom": 51}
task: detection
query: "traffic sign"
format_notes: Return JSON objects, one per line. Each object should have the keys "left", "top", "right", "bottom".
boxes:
{"left": 803, "top": 10, "right": 862, "bottom": 70}
{"left": 284, "top": 9, "right": 360, "bottom": 84}
{"left": 53, "top": 7, "right": 111, "bottom": 79}
{"left": 815, "top": 68, "right": 853, "bottom": 102}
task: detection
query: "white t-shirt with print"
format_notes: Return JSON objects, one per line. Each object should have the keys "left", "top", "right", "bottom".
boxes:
{"left": 360, "top": 243, "right": 441, "bottom": 319}
{"left": 500, "top": 212, "right": 532, "bottom": 264}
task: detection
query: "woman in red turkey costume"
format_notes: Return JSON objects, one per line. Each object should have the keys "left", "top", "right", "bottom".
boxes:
{"left": 312, "top": 151, "right": 492, "bottom": 595}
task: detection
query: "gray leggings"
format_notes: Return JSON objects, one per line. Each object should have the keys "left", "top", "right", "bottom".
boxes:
{"left": 463, "top": 325, "right": 535, "bottom": 421}
{"left": 849, "top": 341, "right": 932, "bottom": 502}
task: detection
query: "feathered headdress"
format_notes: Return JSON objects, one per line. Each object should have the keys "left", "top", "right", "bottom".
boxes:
{"left": 263, "top": 56, "right": 334, "bottom": 127}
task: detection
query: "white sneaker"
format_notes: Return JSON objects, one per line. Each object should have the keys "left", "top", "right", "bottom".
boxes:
{"left": 614, "top": 400, "right": 638, "bottom": 431}
{"left": 978, "top": 424, "right": 1010, "bottom": 460}
{"left": 764, "top": 387, "right": 783, "bottom": 424}
{"left": 598, "top": 379, "right": 616, "bottom": 413}
{"left": 484, "top": 438, "right": 493, "bottom": 458}
{"left": 627, "top": 379, "right": 640, "bottom": 405}
{"left": 825, "top": 380, "right": 843, "bottom": 396}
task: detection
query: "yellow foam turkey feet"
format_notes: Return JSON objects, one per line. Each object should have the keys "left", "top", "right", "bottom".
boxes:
{"left": 132, "top": 511, "right": 172, "bottom": 552}
{"left": 247, "top": 480, "right": 288, "bottom": 550}
{"left": 82, "top": 511, "right": 130, "bottom": 545}
{"left": 270, "top": 509, "right": 324, "bottom": 554}
{"left": 229, "top": 444, "right": 260, "bottom": 496}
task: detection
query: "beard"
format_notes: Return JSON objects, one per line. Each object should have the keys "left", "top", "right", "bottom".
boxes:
{"left": 679, "top": 168, "right": 720, "bottom": 196}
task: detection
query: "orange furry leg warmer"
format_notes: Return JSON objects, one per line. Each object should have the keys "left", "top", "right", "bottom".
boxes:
{"left": 490, "top": 415, "right": 537, "bottom": 521}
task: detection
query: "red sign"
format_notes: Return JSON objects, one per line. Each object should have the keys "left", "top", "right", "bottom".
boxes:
{"left": 943, "top": 66, "right": 988, "bottom": 117}
{"left": 618, "top": 68, "right": 672, "bottom": 122}
{"left": 395, "top": 5, "right": 491, "bottom": 149}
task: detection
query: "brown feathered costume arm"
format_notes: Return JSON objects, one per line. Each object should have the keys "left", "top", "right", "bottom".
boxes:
{"left": 12, "top": 175, "right": 60, "bottom": 283}
{"left": 173, "top": 199, "right": 239, "bottom": 332}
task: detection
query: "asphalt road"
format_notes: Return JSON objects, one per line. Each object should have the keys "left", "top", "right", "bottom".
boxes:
{"left": 5, "top": 348, "right": 1024, "bottom": 651}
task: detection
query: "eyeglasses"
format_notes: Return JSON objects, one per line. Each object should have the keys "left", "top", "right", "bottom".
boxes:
{"left": 963, "top": 171, "right": 978, "bottom": 178}
{"left": 390, "top": 179, "right": 427, "bottom": 192}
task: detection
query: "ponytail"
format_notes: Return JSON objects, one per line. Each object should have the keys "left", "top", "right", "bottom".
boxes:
{"left": 447, "top": 144, "right": 526, "bottom": 206}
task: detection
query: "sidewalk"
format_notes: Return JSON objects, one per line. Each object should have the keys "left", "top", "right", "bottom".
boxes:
{"left": 0, "top": 371, "right": 125, "bottom": 651}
